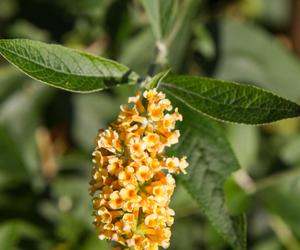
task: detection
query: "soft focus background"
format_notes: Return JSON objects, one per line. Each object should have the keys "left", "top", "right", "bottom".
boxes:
{"left": 1, "top": 0, "right": 300, "bottom": 249}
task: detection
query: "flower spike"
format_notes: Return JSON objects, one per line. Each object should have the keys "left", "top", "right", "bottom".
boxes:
{"left": 90, "top": 89, "right": 188, "bottom": 250}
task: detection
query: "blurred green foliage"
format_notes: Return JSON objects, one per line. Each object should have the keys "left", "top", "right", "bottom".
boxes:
{"left": 1, "top": 0, "right": 300, "bottom": 249}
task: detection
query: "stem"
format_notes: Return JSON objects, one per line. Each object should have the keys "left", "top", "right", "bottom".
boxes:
{"left": 269, "top": 213, "right": 300, "bottom": 250}
{"left": 233, "top": 169, "right": 257, "bottom": 194}
{"left": 233, "top": 167, "right": 300, "bottom": 195}
{"left": 255, "top": 167, "right": 300, "bottom": 193}
{"left": 155, "top": 40, "right": 168, "bottom": 66}
{"left": 146, "top": 40, "right": 168, "bottom": 78}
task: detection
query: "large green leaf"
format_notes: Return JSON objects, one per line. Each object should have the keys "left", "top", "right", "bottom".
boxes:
{"left": 0, "top": 39, "right": 139, "bottom": 92}
{"left": 141, "top": 0, "right": 177, "bottom": 40}
{"left": 171, "top": 105, "right": 246, "bottom": 249}
{"left": 160, "top": 75, "right": 300, "bottom": 124}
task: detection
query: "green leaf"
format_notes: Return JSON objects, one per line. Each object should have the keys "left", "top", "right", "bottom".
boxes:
{"left": 0, "top": 65, "right": 26, "bottom": 103}
{"left": 119, "top": 29, "right": 155, "bottom": 75}
{"left": 72, "top": 92, "right": 120, "bottom": 151}
{"left": 215, "top": 19, "right": 300, "bottom": 102}
{"left": 280, "top": 135, "right": 300, "bottom": 166}
{"left": 0, "top": 126, "right": 28, "bottom": 188}
{"left": 172, "top": 105, "right": 246, "bottom": 249}
{"left": 258, "top": 174, "right": 300, "bottom": 238}
{"left": 225, "top": 177, "right": 250, "bottom": 215}
{"left": 0, "top": 82, "right": 53, "bottom": 144}
{"left": 193, "top": 24, "right": 215, "bottom": 59}
{"left": 7, "top": 20, "right": 50, "bottom": 41}
{"left": 141, "top": 0, "right": 177, "bottom": 40}
{"left": 227, "top": 124, "right": 259, "bottom": 168}
{"left": 52, "top": 176, "right": 92, "bottom": 227}
{"left": 0, "top": 39, "right": 139, "bottom": 92}
{"left": 0, "top": 221, "right": 42, "bottom": 250}
{"left": 171, "top": 217, "right": 204, "bottom": 250}
{"left": 147, "top": 69, "right": 170, "bottom": 89}
{"left": 82, "top": 235, "right": 111, "bottom": 250}
{"left": 160, "top": 75, "right": 300, "bottom": 124}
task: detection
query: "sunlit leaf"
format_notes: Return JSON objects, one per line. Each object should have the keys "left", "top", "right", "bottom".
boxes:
{"left": 160, "top": 75, "right": 300, "bottom": 124}
{"left": 0, "top": 39, "right": 139, "bottom": 92}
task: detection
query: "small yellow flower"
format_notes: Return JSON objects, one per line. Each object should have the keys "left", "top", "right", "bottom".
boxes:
{"left": 179, "top": 156, "right": 189, "bottom": 174}
{"left": 90, "top": 88, "right": 188, "bottom": 249}
{"left": 136, "top": 165, "right": 153, "bottom": 183}
{"left": 120, "top": 184, "right": 140, "bottom": 201}
{"left": 123, "top": 200, "right": 139, "bottom": 213}
{"left": 129, "top": 137, "right": 146, "bottom": 158}
{"left": 148, "top": 105, "right": 164, "bottom": 121}
{"left": 97, "top": 207, "right": 112, "bottom": 224}
{"left": 118, "top": 166, "right": 136, "bottom": 185}
{"left": 109, "top": 191, "right": 124, "bottom": 210}
{"left": 165, "top": 157, "right": 180, "bottom": 174}
{"left": 145, "top": 214, "right": 160, "bottom": 228}
{"left": 107, "top": 157, "right": 123, "bottom": 175}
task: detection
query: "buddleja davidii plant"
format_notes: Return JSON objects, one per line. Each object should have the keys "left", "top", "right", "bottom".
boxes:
{"left": 1, "top": 8, "right": 300, "bottom": 250}
{"left": 1, "top": 39, "right": 300, "bottom": 250}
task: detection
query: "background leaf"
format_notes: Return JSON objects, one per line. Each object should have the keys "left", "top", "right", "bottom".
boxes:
{"left": 0, "top": 221, "right": 42, "bottom": 250}
{"left": 258, "top": 174, "right": 300, "bottom": 238}
{"left": 141, "top": 0, "right": 178, "bottom": 40}
{"left": 0, "top": 39, "right": 139, "bottom": 92}
{"left": 160, "top": 75, "right": 300, "bottom": 124}
{"left": 215, "top": 19, "right": 300, "bottom": 103}
{"left": 0, "top": 65, "right": 25, "bottom": 103}
{"left": 119, "top": 29, "right": 155, "bottom": 76}
{"left": 227, "top": 124, "right": 259, "bottom": 169}
{"left": 0, "top": 126, "right": 28, "bottom": 188}
{"left": 170, "top": 104, "right": 246, "bottom": 250}
{"left": 72, "top": 92, "right": 120, "bottom": 151}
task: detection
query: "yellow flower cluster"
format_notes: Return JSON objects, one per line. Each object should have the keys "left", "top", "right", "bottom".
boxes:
{"left": 90, "top": 89, "right": 188, "bottom": 250}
